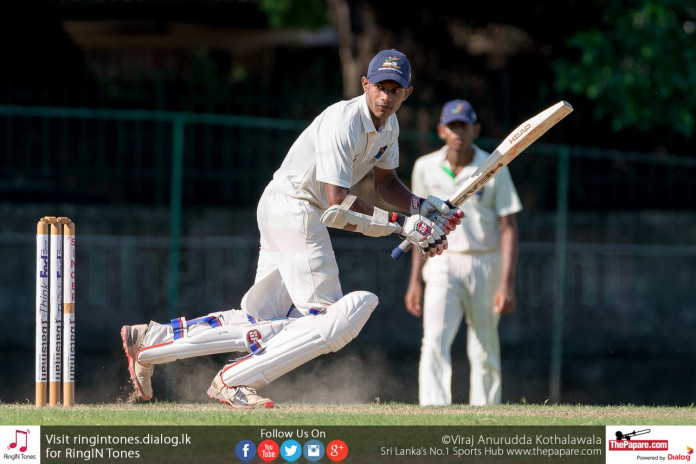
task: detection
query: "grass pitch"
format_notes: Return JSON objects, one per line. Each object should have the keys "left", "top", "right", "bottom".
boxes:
{"left": 2, "top": 402, "right": 695, "bottom": 426}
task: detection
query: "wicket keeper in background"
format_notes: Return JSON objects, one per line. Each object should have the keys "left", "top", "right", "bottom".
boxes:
{"left": 405, "top": 99, "right": 522, "bottom": 406}
{"left": 122, "top": 50, "right": 463, "bottom": 408}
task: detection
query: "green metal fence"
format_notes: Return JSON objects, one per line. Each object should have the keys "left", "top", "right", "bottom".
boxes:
{"left": 0, "top": 105, "right": 305, "bottom": 206}
{"left": 3, "top": 104, "right": 695, "bottom": 210}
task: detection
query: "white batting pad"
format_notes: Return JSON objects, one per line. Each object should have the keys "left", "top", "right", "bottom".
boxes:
{"left": 137, "top": 317, "right": 293, "bottom": 365}
{"left": 218, "top": 291, "right": 379, "bottom": 390}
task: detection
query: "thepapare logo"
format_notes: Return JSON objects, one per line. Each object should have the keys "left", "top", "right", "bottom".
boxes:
{"left": 508, "top": 123, "right": 531, "bottom": 144}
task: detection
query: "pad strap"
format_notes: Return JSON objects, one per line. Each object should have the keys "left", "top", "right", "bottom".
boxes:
{"left": 320, "top": 194, "right": 401, "bottom": 237}
{"left": 249, "top": 339, "right": 266, "bottom": 355}
{"left": 364, "top": 208, "right": 389, "bottom": 237}
{"left": 171, "top": 317, "right": 187, "bottom": 340}
{"left": 169, "top": 315, "right": 221, "bottom": 340}
{"left": 340, "top": 193, "right": 358, "bottom": 210}
{"left": 322, "top": 194, "right": 357, "bottom": 229}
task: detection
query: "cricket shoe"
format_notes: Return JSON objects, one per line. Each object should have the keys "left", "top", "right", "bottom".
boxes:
{"left": 207, "top": 375, "right": 274, "bottom": 409}
{"left": 121, "top": 324, "right": 154, "bottom": 401}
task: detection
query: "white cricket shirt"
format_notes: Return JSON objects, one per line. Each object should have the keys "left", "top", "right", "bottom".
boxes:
{"left": 411, "top": 145, "right": 522, "bottom": 253}
{"left": 268, "top": 94, "right": 400, "bottom": 209}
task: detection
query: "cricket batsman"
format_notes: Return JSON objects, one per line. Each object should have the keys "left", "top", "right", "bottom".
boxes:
{"left": 121, "top": 49, "right": 464, "bottom": 408}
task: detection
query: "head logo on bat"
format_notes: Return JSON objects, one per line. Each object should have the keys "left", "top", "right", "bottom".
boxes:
{"left": 509, "top": 123, "right": 532, "bottom": 144}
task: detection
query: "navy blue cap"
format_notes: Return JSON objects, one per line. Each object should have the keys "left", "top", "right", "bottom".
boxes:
{"left": 366, "top": 49, "right": 411, "bottom": 89}
{"left": 440, "top": 100, "right": 477, "bottom": 125}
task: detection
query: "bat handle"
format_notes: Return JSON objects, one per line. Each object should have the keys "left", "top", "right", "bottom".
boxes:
{"left": 391, "top": 239, "right": 412, "bottom": 260}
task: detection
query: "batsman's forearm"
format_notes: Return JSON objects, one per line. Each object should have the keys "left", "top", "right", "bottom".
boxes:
{"left": 409, "top": 247, "right": 426, "bottom": 284}
{"left": 325, "top": 183, "right": 375, "bottom": 215}
{"left": 375, "top": 175, "right": 414, "bottom": 212}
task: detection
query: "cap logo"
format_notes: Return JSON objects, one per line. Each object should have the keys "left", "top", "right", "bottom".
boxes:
{"left": 368, "top": 50, "right": 411, "bottom": 87}
{"left": 379, "top": 56, "right": 402, "bottom": 73}
{"left": 442, "top": 100, "right": 477, "bottom": 124}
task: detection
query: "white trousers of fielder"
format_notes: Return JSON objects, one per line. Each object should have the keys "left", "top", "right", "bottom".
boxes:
{"left": 419, "top": 251, "right": 502, "bottom": 406}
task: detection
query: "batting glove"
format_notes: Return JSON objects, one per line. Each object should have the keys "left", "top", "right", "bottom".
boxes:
{"left": 400, "top": 214, "right": 447, "bottom": 258}
{"left": 410, "top": 195, "right": 465, "bottom": 234}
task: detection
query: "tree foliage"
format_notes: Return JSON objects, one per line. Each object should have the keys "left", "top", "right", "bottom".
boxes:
{"left": 258, "top": 0, "right": 329, "bottom": 29}
{"left": 553, "top": 0, "right": 696, "bottom": 138}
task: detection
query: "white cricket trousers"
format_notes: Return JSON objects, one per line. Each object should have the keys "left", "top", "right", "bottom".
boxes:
{"left": 419, "top": 251, "right": 502, "bottom": 406}
{"left": 241, "top": 186, "right": 343, "bottom": 320}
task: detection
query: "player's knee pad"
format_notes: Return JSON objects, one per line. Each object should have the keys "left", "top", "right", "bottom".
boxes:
{"left": 218, "top": 290, "right": 379, "bottom": 390}
{"left": 137, "top": 317, "right": 293, "bottom": 365}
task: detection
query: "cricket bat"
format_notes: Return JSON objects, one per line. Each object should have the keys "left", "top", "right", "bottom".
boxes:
{"left": 391, "top": 100, "right": 574, "bottom": 259}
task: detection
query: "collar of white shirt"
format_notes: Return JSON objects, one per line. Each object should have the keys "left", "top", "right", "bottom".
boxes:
{"left": 437, "top": 144, "right": 489, "bottom": 180}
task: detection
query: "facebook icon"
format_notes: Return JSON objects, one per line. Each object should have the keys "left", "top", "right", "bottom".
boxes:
{"left": 235, "top": 440, "right": 257, "bottom": 462}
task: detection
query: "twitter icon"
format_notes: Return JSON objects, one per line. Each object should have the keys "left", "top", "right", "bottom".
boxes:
{"left": 280, "top": 439, "right": 302, "bottom": 462}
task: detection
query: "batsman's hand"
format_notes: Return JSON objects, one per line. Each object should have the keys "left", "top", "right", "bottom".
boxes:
{"left": 400, "top": 214, "right": 447, "bottom": 258}
{"left": 410, "top": 195, "right": 446, "bottom": 216}
{"left": 434, "top": 206, "right": 465, "bottom": 234}
{"left": 411, "top": 195, "right": 465, "bottom": 234}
